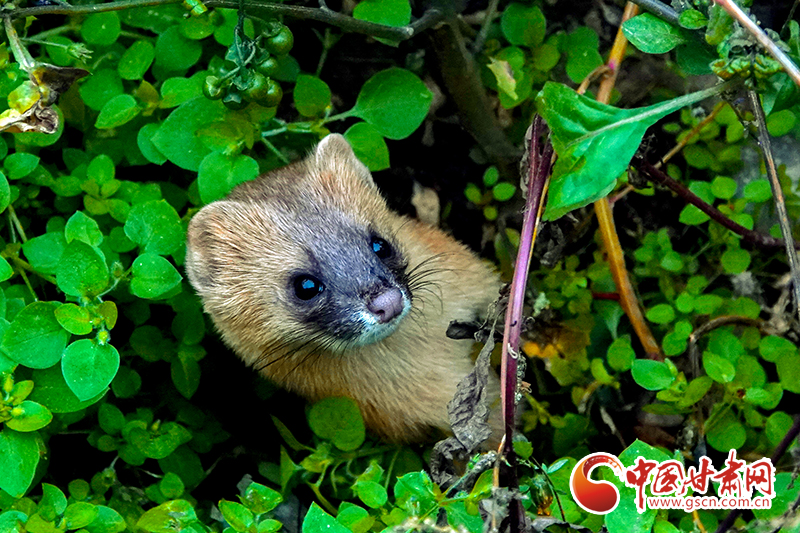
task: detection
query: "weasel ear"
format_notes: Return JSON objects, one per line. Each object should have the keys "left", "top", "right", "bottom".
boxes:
{"left": 314, "top": 133, "right": 375, "bottom": 186}
{"left": 185, "top": 201, "right": 233, "bottom": 294}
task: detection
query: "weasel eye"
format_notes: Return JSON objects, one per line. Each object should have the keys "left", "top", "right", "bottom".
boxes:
{"left": 293, "top": 275, "right": 324, "bottom": 300}
{"left": 371, "top": 237, "right": 393, "bottom": 260}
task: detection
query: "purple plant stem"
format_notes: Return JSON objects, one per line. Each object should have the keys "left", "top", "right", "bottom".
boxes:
{"left": 635, "top": 158, "right": 800, "bottom": 251}
{"left": 500, "top": 116, "right": 552, "bottom": 452}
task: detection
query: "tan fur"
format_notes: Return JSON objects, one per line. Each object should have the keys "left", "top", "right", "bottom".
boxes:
{"left": 186, "top": 134, "right": 500, "bottom": 442}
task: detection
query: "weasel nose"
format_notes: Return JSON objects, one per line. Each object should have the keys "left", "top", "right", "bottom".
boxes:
{"left": 367, "top": 288, "right": 405, "bottom": 323}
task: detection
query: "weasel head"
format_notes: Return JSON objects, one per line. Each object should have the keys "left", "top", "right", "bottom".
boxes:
{"left": 185, "top": 134, "right": 413, "bottom": 368}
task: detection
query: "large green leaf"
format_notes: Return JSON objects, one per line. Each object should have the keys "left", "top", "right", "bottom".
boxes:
{"left": 62, "top": 339, "right": 120, "bottom": 401}
{"left": 197, "top": 152, "right": 259, "bottom": 204}
{"left": 2, "top": 301, "right": 68, "bottom": 369}
{"left": 124, "top": 200, "right": 183, "bottom": 255}
{"left": 0, "top": 429, "right": 40, "bottom": 497}
{"left": 150, "top": 97, "right": 229, "bottom": 171}
{"left": 351, "top": 69, "right": 432, "bottom": 140}
{"left": 130, "top": 253, "right": 183, "bottom": 299}
{"left": 56, "top": 241, "right": 109, "bottom": 298}
{"left": 536, "top": 81, "right": 727, "bottom": 220}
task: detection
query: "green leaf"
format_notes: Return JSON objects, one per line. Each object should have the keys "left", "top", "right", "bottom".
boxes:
{"left": 344, "top": 123, "right": 390, "bottom": 172}
{"left": 721, "top": 247, "right": 750, "bottom": 274}
{"left": 336, "top": 505, "right": 372, "bottom": 533}
{"left": 243, "top": 483, "right": 283, "bottom": 514}
{"left": 96, "top": 94, "right": 140, "bottom": 129}
{"left": 623, "top": 13, "right": 688, "bottom": 53}
{"left": 118, "top": 40, "right": 155, "bottom": 80}
{"left": 130, "top": 253, "right": 183, "bottom": 299}
{"left": 536, "top": 81, "right": 724, "bottom": 220}
{"left": 765, "top": 411, "right": 793, "bottom": 447}
{"left": 776, "top": 349, "right": 800, "bottom": 393}
{"left": 501, "top": 3, "right": 546, "bottom": 47}
{"left": 302, "top": 503, "right": 350, "bottom": 533}
{"left": 98, "top": 403, "right": 126, "bottom": 434}
{"left": 0, "top": 258, "right": 12, "bottom": 283}
{"left": 759, "top": 335, "right": 797, "bottom": 363}
{"left": 4, "top": 152, "right": 40, "bottom": 180}
{"left": 197, "top": 152, "right": 260, "bottom": 204}
{"left": 84, "top": 506, "right": 126, "bottom": 533}
{"left": 2, "top": 301, "right": 68, "bottom": 369}
{"left": 171, "top": 350, "right": 200, "bottom": 399}
{"left": 28, "top": 365, "right": 105, "bottom": 413}
{"left": 154, "top": 26, "right": 202, "bottom": 72}
{"left": 394, "top": 472, "right": 438, "bottom": 515}
{"left": 56, "top": 241, "right": 109, "bottom": 298}
{"left": 354, "top": 480, "right": 388, "bottom": 509}
{"left": 40, "top": 483, "right": 68, "bottom": 519}
{"left": 62, "top": 339, "right": 119, "bottom": 401}
{"left": 124, "top": 200, "right": 183, "bottom": 254}
{"left": 23, "top": 232, "right": 66, "bottom": 275}
{"left": 160, "top": 76, "right": 202, "bottom": 108}
{"left": 678, "top": 9, "right": 709, "bottom": 29}
{"left": 158, "top": 472, "right": 185, "bottom": 499}
{"left": 0, "top": 429, "right": 39, "bottom": 497}
{"left": 151, "top": 97, "right": 229, "bottom": 171}
{"left": 352, "top": 68, "right": 432, "bottom": 140}
{"left": 710, "top": 176, "right": 737, "bottom": 199}
{"left": 645, "top": 303, "right": 675, "bottom": 324}
{"left": 307, "top": 397, "right": 365, "bottom": 451}
{"left": 706, "top": 409, "right": 746, "bottom": 451}
{"left": 0, "top": 171, "right": 10, "bottom": 214}
{"left": 563, "top": 27, "right": 603, "bottom": 84}
{"left": 80, "top": 12, "right": 121, "bottom": 46}
{"left": 79, "top": 69, "right": 124, "bottom": 111}
{"left": 6, "top": 401, "right": 53, "bottom": 432}
{"left": 65, "top": 211, "right": 103, "bottom": 246}
{"left": 136, "top": 500, "right": 197, "bottom": 533}
{"left": 353, "top": 0, "right": 410, "bottom": 28}
{"left": 607, "top": 335, "right": 635, "bottom": 371}
{"left": 743, "top": 180, "right": 771, "bottom": 202}
{"left": 492, "top": 182, "right": 516, "bottom": 202}
{"left": 219, "top": 500, "right": 253, "bottom": 532}
{"left": 293, "top": 75, "right": 332, "bottom": 117}
{"left": 137, "top": 123, "right": 168, "bottom": 165}
{"left": 703, "top": 351, "right": 736, "bottom": 383}
{"left": 631, "top": 359, "right": 674, "bottom": 390}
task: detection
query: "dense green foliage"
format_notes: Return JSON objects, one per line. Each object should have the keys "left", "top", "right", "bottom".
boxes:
{"left": 0, "top": 0, "right": 799, "bottom": 532}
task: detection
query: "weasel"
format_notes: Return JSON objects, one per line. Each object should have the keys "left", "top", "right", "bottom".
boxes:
{"left": 185, "top": 134, "right": 500, "bottom": 442}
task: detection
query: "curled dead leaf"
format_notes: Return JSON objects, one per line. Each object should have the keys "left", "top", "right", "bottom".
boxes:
{"left": 0, "top": 63, "right": 88, "bottom": 134}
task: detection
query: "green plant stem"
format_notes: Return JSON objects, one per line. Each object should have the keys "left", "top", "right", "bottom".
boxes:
{"left": 10, "top": 257, "right": 56, "bottom": 285}
{"left": 470, "top": 0, "right": 500, "bottom": 53}
{"left": 627, "top": 0, "right": 678, "bottom": 25}
{"left": 7, "top": 205, "right": 28, "bottom": 243}
{"left": 713, "top": 0, "right": 800, "bottom": 89}
{"left": 3, "top": 18, "right": 36, "bottom": 73}
{"left": 748, "top": 89, "right": 800, "bottom": 324}
{"left": 261, "top": 138, "right": 290, "bottom": 164}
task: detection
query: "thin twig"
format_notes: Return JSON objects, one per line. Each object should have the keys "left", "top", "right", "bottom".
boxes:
{"left": 634, "top": 158, "right": 800, "bottom": 252}
{"left": 713, "top": 0, "right": 800, "bottom": 89}
{"left": 747, "top": 89, "right": 800, "bottom": 324}
{"left": 657, "top": 102, "right": 724, "bottom": 169}
{"left": 627, "top": 0, "right": 679, "bottom": 25}
{"left": 10, "top": 0, "right": 445, "bottom": 42}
